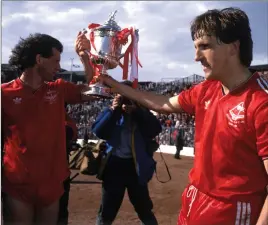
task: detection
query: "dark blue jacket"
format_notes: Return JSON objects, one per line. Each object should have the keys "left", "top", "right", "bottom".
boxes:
{"left": 91, "top": 106, "right": 162, "bottom": 185}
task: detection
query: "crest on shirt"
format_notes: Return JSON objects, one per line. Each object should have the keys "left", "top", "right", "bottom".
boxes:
{"left": 44, "top": 89, "right": 58, "bottom": 104}
{"left": 226, "top": 102, "right": 245, "bottom": 127}
{"left": 204, "top": 100, "right": 211, "bottom": 110}
{"left": 13, "top": 97, "right": 22, "bottom": 104}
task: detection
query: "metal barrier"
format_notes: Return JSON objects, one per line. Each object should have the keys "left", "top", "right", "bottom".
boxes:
{"left": 156, "top": 126, "right": 195, "bottom": 147}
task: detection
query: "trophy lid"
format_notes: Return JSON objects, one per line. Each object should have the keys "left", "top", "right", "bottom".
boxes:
{"left": 97, "top": 10, "right": 121, "bottom": 31}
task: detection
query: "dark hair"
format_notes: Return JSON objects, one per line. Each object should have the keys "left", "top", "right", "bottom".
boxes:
{"left": 119, "top": 81, "right": 134, "bottom": 105}
{"left": 190, "top": 7, "right": 253, "bottom": 67}
{"left": 9, "top": 33, "right": 63, "bottom": 72}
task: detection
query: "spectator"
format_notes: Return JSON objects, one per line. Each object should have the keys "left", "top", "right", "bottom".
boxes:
{"left": 91, "top": 81, "right": 162, "bottom": 225}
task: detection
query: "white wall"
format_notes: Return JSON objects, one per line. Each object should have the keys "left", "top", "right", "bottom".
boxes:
{"left": 77, "top": 139, "right": 195, "bottom": 157}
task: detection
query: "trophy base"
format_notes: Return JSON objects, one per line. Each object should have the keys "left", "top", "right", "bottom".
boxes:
{"left": 83, "top": 82, "right": 113, "bottom": 99}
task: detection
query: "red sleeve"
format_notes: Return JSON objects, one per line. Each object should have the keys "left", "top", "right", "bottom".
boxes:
{"left": 254, "top": 101, "right": 268, "bottom": 159}
{"left": 56, "top": 79, "right": 83, "bottom": 104}
{"left": 178, "top": 84, "right": 201, "bottom": 115}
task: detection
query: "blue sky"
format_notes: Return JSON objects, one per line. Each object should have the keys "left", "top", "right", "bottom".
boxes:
{"left": 2, "top": 1, "right": 268, "bottom": 82}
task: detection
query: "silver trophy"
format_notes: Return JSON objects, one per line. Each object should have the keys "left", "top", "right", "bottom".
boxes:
{"left": 82, "top": 10, "right": 137, "bottom": 98}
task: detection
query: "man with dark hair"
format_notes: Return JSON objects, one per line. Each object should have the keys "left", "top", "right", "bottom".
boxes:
{"left": 1, "top": 32, "right": 96, "bottom": 224}
{"left": 97, "top": 7, "right": 268, "bottom": 225}
{"left": 92, "top": 81, "right": 162, "bottom": 225}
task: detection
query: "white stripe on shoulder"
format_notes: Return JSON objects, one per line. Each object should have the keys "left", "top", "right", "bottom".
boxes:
{"left": 260, "top": 76, "right": 268, "bottom": 88}
{"left": 257, "top": 78, "right": 268, "bottom": 94}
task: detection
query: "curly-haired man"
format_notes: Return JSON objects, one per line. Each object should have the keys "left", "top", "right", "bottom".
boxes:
{"left": 1, "top": 32, "right": 96, "bottom": 225}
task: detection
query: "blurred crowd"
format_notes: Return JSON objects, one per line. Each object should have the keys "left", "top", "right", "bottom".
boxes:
{"left": 67, "top": 80, "right": 198, "bottom": 147}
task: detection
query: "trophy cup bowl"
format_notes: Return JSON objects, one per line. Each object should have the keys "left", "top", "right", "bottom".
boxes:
{"left": 82, "top": 10, "right": 124, "bottom": 98}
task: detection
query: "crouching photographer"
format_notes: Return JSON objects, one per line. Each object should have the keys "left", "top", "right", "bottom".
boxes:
{"left": 91, "top": 81, "right": 162, "bottom": 225}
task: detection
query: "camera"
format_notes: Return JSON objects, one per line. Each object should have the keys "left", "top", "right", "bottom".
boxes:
{"left": 121, "top": 97, "right": 132, "bottom": 106}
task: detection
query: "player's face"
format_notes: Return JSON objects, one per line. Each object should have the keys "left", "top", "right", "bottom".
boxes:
{"left": 194, "top": 35, "right": 230, "bottom": 80}
{"left": 38, "top": 48, "right": 61, "bottom": 81}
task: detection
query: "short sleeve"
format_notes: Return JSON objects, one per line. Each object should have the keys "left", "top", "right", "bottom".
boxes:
{"left": 178, "top": 84, "right": 201, "bottom": 115}
{"left": 55, "top": 79, "right": 83, "bottom": 104}
{"left": 254, "top": 101, "right": 268, "bottom": 159}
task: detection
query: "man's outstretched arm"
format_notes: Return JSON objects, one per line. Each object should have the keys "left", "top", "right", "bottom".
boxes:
{"left": 98, "top": 75, "right": 184, "bottom": 114}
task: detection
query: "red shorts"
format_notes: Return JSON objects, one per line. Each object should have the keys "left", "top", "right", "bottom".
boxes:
{"left": 178, "top": 184, "right": 265, "bottom": 225}
{"left": 2, "top": 179, "right": 64, "bottom": 208}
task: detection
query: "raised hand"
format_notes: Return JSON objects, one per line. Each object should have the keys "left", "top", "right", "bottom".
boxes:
{"left": 111, "top": 94, "right": 122, "bottom": 110}
{"left": 75, "top": 31, "right": 91, "bottom": 58}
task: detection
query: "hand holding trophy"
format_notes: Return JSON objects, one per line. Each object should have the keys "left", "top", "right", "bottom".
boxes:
{"left": 80, "top": 10, "right": 142, "bottom": 98}
{"left": 75, "top": 31, "right": 91, "bottom": 58}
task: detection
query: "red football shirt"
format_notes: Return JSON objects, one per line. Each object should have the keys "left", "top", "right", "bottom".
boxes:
{"left": 178, "top": 72, "right": 268, "bottom": 201}
{"left": 2, "top": 78, "right": 83, "bottom": 186}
